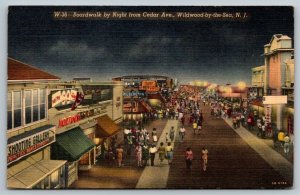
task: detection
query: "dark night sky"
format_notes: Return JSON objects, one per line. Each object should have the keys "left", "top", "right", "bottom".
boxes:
{"left": 8, "top": 6, "right": 294, "bottom": 84}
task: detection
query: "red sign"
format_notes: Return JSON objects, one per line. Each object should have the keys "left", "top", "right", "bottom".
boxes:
{"left": 51, "top": 89, "right": 77, "bottom": 107}
{"left": 264, "top": 105, "right": 272, "bottom": 125}
{"left": 58, "top": 114, "right": 81, "bottom": 128}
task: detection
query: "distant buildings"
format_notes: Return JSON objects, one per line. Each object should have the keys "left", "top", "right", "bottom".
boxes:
{"left": 113, "top": 75, "right": 175, "bottom": 121}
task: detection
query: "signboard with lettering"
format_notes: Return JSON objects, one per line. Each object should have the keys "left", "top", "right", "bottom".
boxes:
{"left": 123, "top": 90, "right": 147, "bottom": 97}
{"left": 123, "top": 102, "right": 138, "bottom": 112}
{"left": 50, "top": 89, "right": 77, "bottom": 108}
{"left": 58, "top": 114, "right": 81, "bottom": 128}
{"left": 7, "top": 126, "right": 56, "bottom": 165}
{"left": 138, "top": 80, "right": 160, "bottom": 92}
{"left": 263, "top": 96, "right": 287, "bottom": 105}
{"left": 264, "top": 105, "right": 272, "bottom": 125}
{"left": 141, "top": 80, "right": 156, "bottom": 87}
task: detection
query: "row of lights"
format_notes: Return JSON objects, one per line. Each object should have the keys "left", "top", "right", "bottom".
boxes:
{"left": 190, "top": 80, "right": 247, "bottom": 92}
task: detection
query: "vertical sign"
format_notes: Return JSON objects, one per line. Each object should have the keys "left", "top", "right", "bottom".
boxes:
{"left": 264, "top": 105, "right": 272, "bottom": 125}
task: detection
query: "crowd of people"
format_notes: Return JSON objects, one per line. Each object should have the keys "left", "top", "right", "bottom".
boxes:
{"left": 100, "top": 84, "right": 292, "bottom": 172}
{"left": 207, "top": 96, "right": 292, "bottom": 157}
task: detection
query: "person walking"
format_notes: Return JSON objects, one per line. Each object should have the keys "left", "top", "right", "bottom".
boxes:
{"left": 185, "top": 147, "right": 193, "bottom": 169}
{"left": 166, "top": 142, "right": 174, "bottom": 164}
{"left": 142, "top": 145, "right": 150, "bottom": 166}
{"left": 273, "top": 130, "right": 278, "bottom": 148}
{"left": 278, "top": 130, "right": 285, "bottom": 147}
{"left": 283, "top": 134, "right": 290, "bottom": 157}
{"left": 201, "top": 147, "right": 209, "bottom": 172}
{"left": 116, "top": 144, "right": 124, "bottom": 167}
{"left": 149, "top": 144, "right": 157, "bottom": 166}
{"left": 158, "top": 142, "right": 166, "bottom": 165}
{"left": 169, "top": 126, "right": 175, "bottom": 142}
{"left": 179, "top": 126, "right": 186, "bottom": 142}
{"left": 193, "top": 120, "right": 197, "bottom": 135}
{"left": 233, "top": 116, "right": 237, "bottom": 129}
{"left": 257, "top": 122, "right": 262, "bottom": 137}
{"left": 247, "top": 115, "right": 253, "bottom": 130}
{"left": 126, "top": 133, "right": 133, "bottom": 155}
{"left": 135, "top": 144, "right": 143, "bottom": 167}
{"left": 152, "top": 128, "right": 158, "bottom": 143}
{"left": 196, "top": 118, "right": 202, "bottom": 134}
{"left": 261, "top": 124, "right": 266, "bottom": 139}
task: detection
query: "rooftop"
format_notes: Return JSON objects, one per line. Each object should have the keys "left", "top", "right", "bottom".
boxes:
{"left": 8, "top": 58, "right": 60, "bottom": 81}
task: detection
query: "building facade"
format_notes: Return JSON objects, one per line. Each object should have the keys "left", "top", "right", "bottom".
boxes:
{"left": 7, "top": 58, "right": 124, "bottom": 188}
{"left": 113, "top": 75, "right": 174, "bottom": 121}
{"left": 250, "top": 34, "right": 294, "bottom": 134}
{"left": 7, "top": 58, "right": 67, "bottom": 189}
{"left": 47, "top": 81, "right": 123, "bottom": 187}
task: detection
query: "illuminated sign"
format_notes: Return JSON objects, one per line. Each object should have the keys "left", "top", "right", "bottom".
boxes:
{"left": 141, "top": 80, "right": 156, "bottom": 87}
{"left": 51, "top": 89, "right": 77, "bottom": 107}
{"left": 7, "top": 127, "right": 56, "bottom": 165}
{"left": 123, "top": 102, "right": 138, "bottom": 112}
{"left": 58, "top": 114, "right": 81, "bottom": 128}
{"left": 264, "top": 105, "right": 272, "bottom": 125}
{"left": 139, "top": 80, "right": 160, "bottom": 92}
{"left": 263, "top": 96, "right": 287, "bottom": 105}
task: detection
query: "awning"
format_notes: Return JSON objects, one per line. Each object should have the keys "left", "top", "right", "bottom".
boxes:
{"left": 96, "top": 115, "right": 120, "bottom": 137}
{"left": 51, "top": 127, "right": 95, "bottom": 161}
{"left": 7, "top": 160, "right": 66, "bottom": 189}
{"left": 250, "top": 99, "right": 264, "bottom": 107}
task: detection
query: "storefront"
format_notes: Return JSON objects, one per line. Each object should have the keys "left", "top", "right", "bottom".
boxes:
{"left": 8, "top": 160, "right": 67, "bottom": 189}
{"left": 123, "top": 100, "right": 151, "bottom": 121}
{"left": 50, "top": 127, "right": 95, "bottom": 187}
{"left": 7, "top": 125, "right": 67, "bottom": 189}
{"left": 250, "top": 99, "right": 265, "bottom": 118}
{"left": 96, "top": 115, "right": 120, "bottom": 159}
{"left": 79, "top": 120, "right": 98, "bottom": 170}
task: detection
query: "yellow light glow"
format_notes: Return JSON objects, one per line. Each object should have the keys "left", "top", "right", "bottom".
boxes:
{"left": 225, "top": 87, "right": 232, "bottom": 93}
{"left": 237, "top": 81, "right": 246, "bottom": 90}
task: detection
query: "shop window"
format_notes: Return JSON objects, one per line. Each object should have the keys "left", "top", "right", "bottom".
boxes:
{"left": 8, "top": 88, "right": 47, "bottom": 131}
{"left": 7, "top": 92, "right": 12, "bottom": 130}
{"left": 25, "top": 90, "right": 32, "bottom": 124}
{"left": 13, "top": 91, "right": 22, "bottom": 128}
{"left": 33, "top": 89, "right": 39, "bottom": 122}
{"left": 40, "top": 89, "right": 46, "bottom": 120}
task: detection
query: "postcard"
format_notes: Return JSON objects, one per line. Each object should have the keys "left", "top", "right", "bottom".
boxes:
{"left": 7, "top": 6, "right": 294, "bottom": 189}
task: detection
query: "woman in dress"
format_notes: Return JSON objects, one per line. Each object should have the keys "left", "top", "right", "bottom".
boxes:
{"left": 135, "top": 144, "right": 143, "bottom": 167}
{"left": 116, "top": 144, "right": 124, "bottom": 167}
{"left": 201, "top": 147, "right": 208, "bottom": 172}
{"left": 158, "top": 142, "right": 166, "bottom": 165}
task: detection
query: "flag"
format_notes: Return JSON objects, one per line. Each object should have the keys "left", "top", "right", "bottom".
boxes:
{"left": 71, "top": 92, "right": 84, "bottom": 110}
